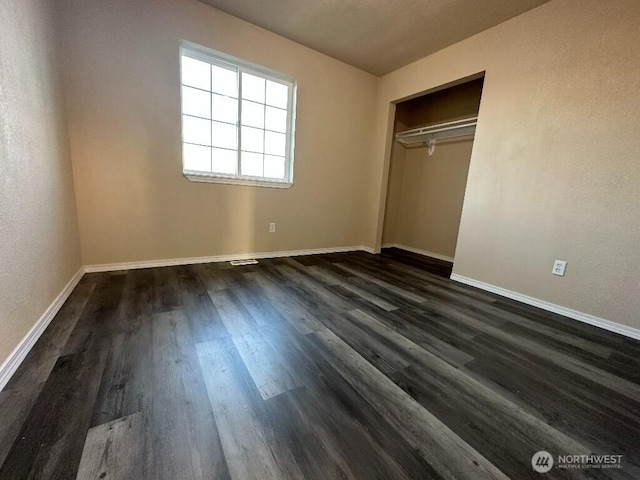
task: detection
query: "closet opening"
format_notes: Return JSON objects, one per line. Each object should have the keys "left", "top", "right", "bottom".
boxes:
{"left": 381, "top": 74, "right": 485, "bottom": 278}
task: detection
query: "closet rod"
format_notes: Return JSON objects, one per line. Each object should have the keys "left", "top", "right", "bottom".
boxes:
{"left": 395, "top": 116, "right": 478, "bottom": 151}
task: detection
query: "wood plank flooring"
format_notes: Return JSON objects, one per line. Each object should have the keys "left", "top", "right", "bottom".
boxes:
{"left": 1, "top": 249, "right": 639, "bottom": 479}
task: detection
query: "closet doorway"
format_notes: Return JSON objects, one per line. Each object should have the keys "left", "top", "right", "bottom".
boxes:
{"left": 381, "top": 75, "right": 484, "bottom": 277}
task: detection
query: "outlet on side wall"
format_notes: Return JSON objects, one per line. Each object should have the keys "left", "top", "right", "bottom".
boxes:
{"left": 552, "top": 260, "right": 567, "bottom": 276}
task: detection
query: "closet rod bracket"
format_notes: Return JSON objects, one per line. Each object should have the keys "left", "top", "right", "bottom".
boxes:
{"left": 427, "top": 139, "right": 436, "bottom": 156}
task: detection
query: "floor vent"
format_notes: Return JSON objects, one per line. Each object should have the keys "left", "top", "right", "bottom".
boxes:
{"left": 229, "top": 259, "right": 259, "bottom": 266}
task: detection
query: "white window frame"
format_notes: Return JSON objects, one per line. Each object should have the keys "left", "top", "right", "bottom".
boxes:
{"left": 179, "top": 40, "right": 297, "bottom": 188}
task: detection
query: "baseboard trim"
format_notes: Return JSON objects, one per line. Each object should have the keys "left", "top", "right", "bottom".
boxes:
{"left": 84, "top": 245, "right": 375, "bottom": 273}
{"left": 1, "top": 246, "right": 377, "bottom": 391}
{"left": 450, "top": 274, "right": 640, "bottom": 341}
{"left": 382, "top": 243, "right": 454, "bottom": 263}
{"left": 0, "top": 267, "right": 85, "bottom": 392}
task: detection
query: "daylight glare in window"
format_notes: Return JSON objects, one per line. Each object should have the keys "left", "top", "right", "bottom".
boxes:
{"left": 180, "top": 42, "right": 296, "bottom": 187}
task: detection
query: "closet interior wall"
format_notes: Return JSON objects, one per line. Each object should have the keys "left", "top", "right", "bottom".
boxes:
{"left": 382, "top": 78, "right": 484, "bottom": 261}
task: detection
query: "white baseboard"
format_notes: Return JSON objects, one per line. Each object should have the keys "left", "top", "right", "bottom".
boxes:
{"left": 84, "top": 245, "right": 375, "bottom": 273}
{"left": 1, "top": 246, "right": 378, "bottom": 391}
{"left": 0, "top": 267, "right": 85, "bottom": 392}
{"left": 3, "top": 253, "right": 637, "bottom": 393}
{"left": 451, "top": 274, "right": 640, "bottom": 341}
{"left": 382, "top": 243, "right": 454, "bottom": 263}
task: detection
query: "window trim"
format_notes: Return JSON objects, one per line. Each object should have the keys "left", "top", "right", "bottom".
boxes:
{"left": 179, "top": 40, "right": 297, "bottom": 188}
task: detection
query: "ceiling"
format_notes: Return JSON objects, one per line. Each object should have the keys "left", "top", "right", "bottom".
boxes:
{"left": 198, "top": 0, "right": 552, "bottom": 76}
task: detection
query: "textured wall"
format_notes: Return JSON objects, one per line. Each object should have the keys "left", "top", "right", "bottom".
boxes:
{"left": 58, "top": 0, "right": 377, "bottom": 266}
{"left": 381, "top": 128, "right": 406, "bottom": 246}
{"left": 368, "top": 0, "right": 640, "bottom": 328}
{"left": 384, "top": 141, "right": 473, "bottom": 259}
{"left": 0, "top": 0, "right": 82, "bottom": 365}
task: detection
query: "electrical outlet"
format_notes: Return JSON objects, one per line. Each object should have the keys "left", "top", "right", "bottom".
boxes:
{"left": 552, "top": 260, "right": 567, "bottom": 276}
{"left": 269, "top": 222, "right": 276, "bottom": 233}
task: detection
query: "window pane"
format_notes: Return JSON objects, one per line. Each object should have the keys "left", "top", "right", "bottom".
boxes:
{"left": 265, "top": 106, "right": 287, "bottom": 133}
{"left": 212, "top": 94, "right": 237, "bottom": 124}
{"left": 242, "top": 72, "right": 265, "bottom": 103}
{"left": 241, "top": 126, "right": 264, "bottom": 153}
{"left": 264, "top": 155, "right": 285, "bottom": 179}
{"left": 183, "top": 143, "right": 211, "bottom": 172}
{"left": 212, "top": 65, "right": 238, "bottom": 97}
{"left": 181, "top": 56, "right": 210, "bottom": 90}
{"left": 241, "top": 151, "right": 263, "bottom": 177}
{"left": 212, "top": 148, "right": 237, "bottom": 175}
{"left": 264, "top": 131, "right": 286, "bottom": 156}
{"left": 212, "top": 121, "right": 237, "bottom": 150}
{"left": 182, "top": 86, "right": 211, "bottom": 119}
{"left": 181, "top": 46, "right": 294, "bottom": 184}
{"left": 266, "top": 80, "right": 288, "bottom": 109}
{"left": 183, "top": 115, "right": 211, "bottom": 145}
{"left": 241, "top": 100, "right": 264, "bottom": 128}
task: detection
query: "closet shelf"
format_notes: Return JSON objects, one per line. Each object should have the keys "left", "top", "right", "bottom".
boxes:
{"left": 395, "top": 116, "right": 478, "bottom": 148}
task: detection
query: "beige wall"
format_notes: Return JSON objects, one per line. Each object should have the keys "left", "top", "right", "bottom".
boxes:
{"left": 0, "top": 0, "right": 82, "bottom": 365}
{"left": 381, "top": 132, "right": 406, "bottom": 245}
{"left": 367, "top": 0, "right": 640, "bottom": 328}
{"left": 383, "top": 141, "right": 473, "bottom": 259}
{"left": 58, "top": 0, "right": 377, "bottom": 266}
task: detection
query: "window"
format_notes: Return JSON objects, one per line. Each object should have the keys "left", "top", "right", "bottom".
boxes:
{"left": 179, "top": 41, "right": 296, "bottom": 187}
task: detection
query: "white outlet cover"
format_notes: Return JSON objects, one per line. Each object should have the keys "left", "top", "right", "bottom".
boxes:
{"left": 552, "top": 260, "right": 567, "bottom": 276}
{"left": 269, "top": 222, "right": 276, "bottom": 233}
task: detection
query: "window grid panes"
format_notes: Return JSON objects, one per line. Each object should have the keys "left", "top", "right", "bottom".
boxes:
{"left": 180, "top": 45, "right": 294, "bottom": 185}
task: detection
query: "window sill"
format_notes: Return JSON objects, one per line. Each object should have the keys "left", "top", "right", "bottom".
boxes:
{"left": 184, "top": 172, "right": 293, "bottom": 189}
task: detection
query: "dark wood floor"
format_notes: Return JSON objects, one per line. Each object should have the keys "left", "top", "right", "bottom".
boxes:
{"left": 1, "top": 250, "right": 639, "bottom": 479}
